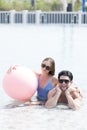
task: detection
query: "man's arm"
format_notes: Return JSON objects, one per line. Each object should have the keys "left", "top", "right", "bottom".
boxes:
{"left": 45, "top": 86, "right": 62, "bottom": 108}
{"left": 65, "top": 87, "right": 83, "bottom": 110}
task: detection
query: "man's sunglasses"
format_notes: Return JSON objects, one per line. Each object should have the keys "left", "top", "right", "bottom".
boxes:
{"left": 59, "top": 79, "right": 70, "bottom": 84}
{"left": 41, "top": 64, "right": 51, "bottom": 71}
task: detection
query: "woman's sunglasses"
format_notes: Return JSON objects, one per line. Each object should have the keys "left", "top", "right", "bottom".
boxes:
{"left": 41, "top": 64, "right": 51, "bottom": 71}
{"left": 59, "top": 79, "right": 70, "bottom": 84}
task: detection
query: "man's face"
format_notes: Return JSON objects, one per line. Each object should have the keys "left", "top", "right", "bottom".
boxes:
{"left": 58, "top": 75, "right": 72, "bottom": 91}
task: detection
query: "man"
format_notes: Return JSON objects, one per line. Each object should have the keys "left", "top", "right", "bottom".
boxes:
{"left": 45, "top": 70, "right": 83, "bottom": 110}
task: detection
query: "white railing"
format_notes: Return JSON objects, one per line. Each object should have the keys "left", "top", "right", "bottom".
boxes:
{"left": 0, "top": 10, "right": 87, "bottom": 25}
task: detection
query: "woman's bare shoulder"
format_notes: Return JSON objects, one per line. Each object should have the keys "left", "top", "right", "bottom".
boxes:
{"left": 33, "top": 71, "right": 40, "bottom": 78}
{"left": 52, "top": 76, "right": 58, "bottom": 87}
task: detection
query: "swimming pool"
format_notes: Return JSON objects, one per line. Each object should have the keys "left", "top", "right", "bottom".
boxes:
{"left": 0, "top": 24, "right": 87, "bottom": 105}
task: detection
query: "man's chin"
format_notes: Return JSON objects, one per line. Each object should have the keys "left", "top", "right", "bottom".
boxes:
{"left": 61, "top": 87, "right": 67, "bottom": 91}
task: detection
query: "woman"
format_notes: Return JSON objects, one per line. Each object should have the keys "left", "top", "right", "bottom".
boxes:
{"left": 5, "top": 57, "right": 58, "bottom": 108}
{"left": 35, "top": 57, "right": 58, "bottom": 104}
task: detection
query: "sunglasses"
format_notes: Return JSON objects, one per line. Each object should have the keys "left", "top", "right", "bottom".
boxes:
{"left": 41, "top": 64, "right": 51, "bottom": 71}
{"left": 59, "top": 79, "right": 70, "bottom": 84}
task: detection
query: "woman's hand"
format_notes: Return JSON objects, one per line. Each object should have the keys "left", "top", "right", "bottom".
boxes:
{"left": 7, "top": 65, "right": 20, "bottom": 73}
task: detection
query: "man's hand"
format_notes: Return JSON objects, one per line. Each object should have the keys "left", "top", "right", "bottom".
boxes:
{"left": 55, "top": 85, "right": 62, "bottom": 94}
{"left": 66, "top": 87, "right": 77, "bottom": 93}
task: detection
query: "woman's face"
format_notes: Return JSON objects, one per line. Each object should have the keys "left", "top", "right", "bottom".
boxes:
{"left": 41, "top": 60, "right": 51, "bottom": 74}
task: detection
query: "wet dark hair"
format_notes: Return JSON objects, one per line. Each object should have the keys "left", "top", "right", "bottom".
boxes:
{"left": 42, "top": 57, "right": 55, "bottom": 75}
{"left": 58, "top": 70, "right": 73, "bottom": 81}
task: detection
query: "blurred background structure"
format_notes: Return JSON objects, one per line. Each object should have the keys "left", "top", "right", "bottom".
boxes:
{"left": 0, "top": 0, "right": 83, "bottom": 12}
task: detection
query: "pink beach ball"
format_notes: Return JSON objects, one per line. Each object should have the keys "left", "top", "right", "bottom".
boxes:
{"left": 3, "top": 66, "right": 38, "bottom": 101}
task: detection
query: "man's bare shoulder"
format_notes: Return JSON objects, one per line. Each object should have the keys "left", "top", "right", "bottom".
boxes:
{"left": 71, "top": 83, "right": 84, "bottom": 98}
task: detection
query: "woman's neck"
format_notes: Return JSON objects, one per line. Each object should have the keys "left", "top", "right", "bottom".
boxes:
{"left": 40, "top": 73, "right": 51, "bottom": 79}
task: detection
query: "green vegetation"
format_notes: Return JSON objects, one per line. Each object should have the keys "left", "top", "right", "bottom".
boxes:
{"left": 0, "top": 0, "right": 82, "bottom": 11}
{"left": 0, "top": 0, "right": 62, "bottom": 11}
{"left": 74, "top": 0, "right": 82, "bottom": 11}
{"left": 51, "top": 1, "right": 63, "bottom": 11}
